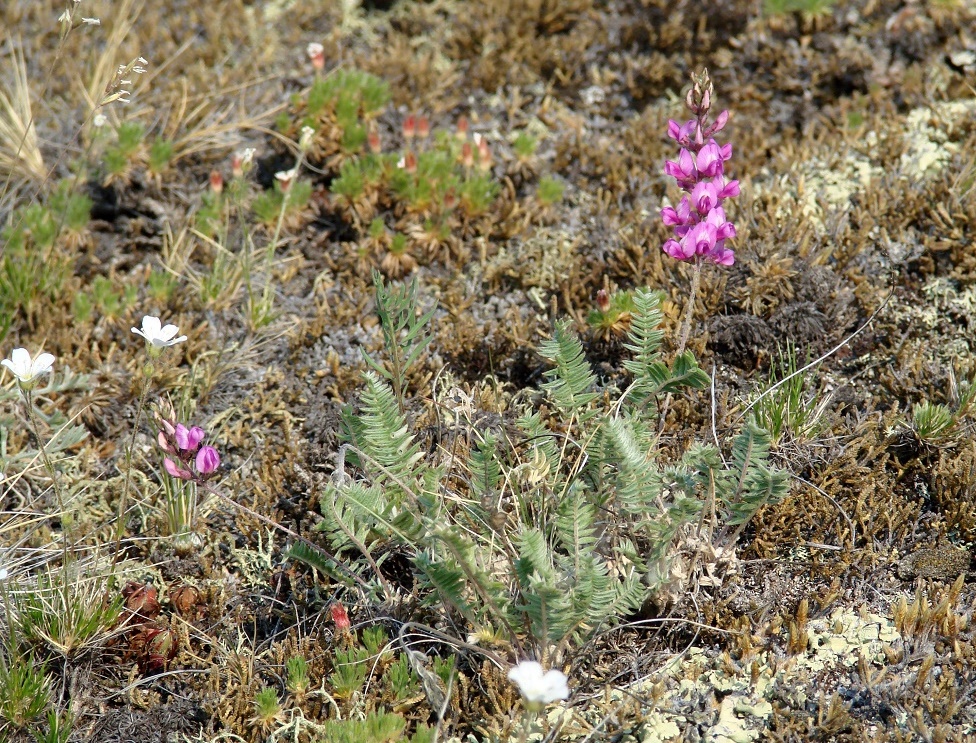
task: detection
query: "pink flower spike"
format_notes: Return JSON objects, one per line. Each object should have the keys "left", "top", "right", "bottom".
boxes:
{"left": 195, "top": 446, "right": 220, "bottom": 477}
{"left": 158, "top": 431, "right": 175, "bottom": 455}
{"left": 666, "top": 119, "right": 685, "bottom": 142}
{"left": 686, "top": 221, "right": 718, "bottom": 256}
{"left": 706, "top": 207, "right": 737, "bottom": 241}
{"left": 705, "top": 110, "right": 729, "bottom": 137}
{"left": 664, "top": 149, "right": 696, "bottom": 186}
{"left": 715, "top": 176, "right": 740, "bottom": 200}
{"left": 663, "top": 238, "right": 694, "bottom": 261}
{"left": 186, "top": 426, "right": 206, "bottom": 451}
{"left": 164, "top": 458, "right": 193, "bottom": 481}
{"left": 691, "top": 181, "right": 720, "bottom": 215}
{"left": 695, "top": 142, "right": 725, "bottom": 179}
{"left": 707, "top": 243, "right": 736, "bottom": 266}
{"left": 174, "top": 424, "right": 190, "bottom": 451}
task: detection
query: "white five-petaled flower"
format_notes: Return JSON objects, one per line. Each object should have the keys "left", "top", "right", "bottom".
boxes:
{"left": 2, "top": 348, "right": 55, "bottom": 390}
{"left": 131, "top": 316, "right": 187, "bottom": 356}
{"left": 507, "top": 661, "right": 569, "bottom": 705}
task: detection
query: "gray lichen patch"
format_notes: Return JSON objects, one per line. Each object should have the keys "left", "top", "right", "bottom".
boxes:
{"left": 898, "top": 100, "right": 976, "bottom": 181}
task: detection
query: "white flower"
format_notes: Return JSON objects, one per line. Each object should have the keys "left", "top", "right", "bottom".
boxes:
{"left": 131, "top": 316, "right": 187, "bottom": 355}
{"left": 0, "top": 567, "right": 7, "bottom": 581}
{"left": 307, "top": 42, "right": 324, "bottom": 59}
{"left": 2, "top": 348, "right": 55, "bottom": 390}
{"left": 507, "top": 661, "right": 569, "bottom": 705}
{"left": 299, "top": 125, "right": 316, "bottom": 151}
{"left": 82, "top": 17, "right": 100, "bottom": 25}
{"left": 93, "top": 113, "right": 108, "bottom": 127}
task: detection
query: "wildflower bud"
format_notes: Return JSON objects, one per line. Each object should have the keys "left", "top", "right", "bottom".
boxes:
{"left": 195, "top": 446, "right": 220, "bottom": 478}
{"left": 331, "top": 602, "right": 351, "bottom": 634}
{"left": 475, "top": 135, "right": 491, "bottom": 171}
{"left": 367, "top": 129, "right": 381, "bottom": 154}
{"left": 299, "top": 125, "right": 316, "bottom": 152}
{"left": 403, "top": 151, "right": 417, "bottom": 174}
{"left": 442, "top": 189, "right": 456, "bottom": 210}
{"left": 456, "top": 115, "right": 469, "bottom": 139}
{"left": 402, "top": 114, "right": 416, "bottom": 140}
{"left": 164, "top": 457, "right": 193, "bottom": 481}
{"left": 232, "top": 148, "right": 256, "bottom": 178}
{"left": 275, "top": 168, "right": 296, "bottom": 192}
{"left": 596, "top": 289, "right": 611, "bottom": 313}
{"left": 307, "top": 42, "right": 325, "bottom": 71}
{"left": 209, "top": 170, "right": 224, "bottom": 194}
{"left": 704, "top": 110, "right": 729, "bottom": 138}
{"left": 158, "top": 430, "right": 176, "bottom": 455}
{"left": 460, "top": 141, "right": 474, "bottom": 168}
{"left": 155, "top": 400, "right": 177, "bottom": 436}
{"left": 416, "top": 115, "right": 430, "bottom": 139}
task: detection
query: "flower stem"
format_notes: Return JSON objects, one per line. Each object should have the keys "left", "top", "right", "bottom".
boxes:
{"left": 676, "top": 258, "right": 702, "bottom": 358}
{"left": 659, "top": 259, "right": 703, "bottom": 433}
{"left": 110, "top": 361, "right": 154, "bottom": 575}
{"left": 23, "top": 390, "right": 72, "bottom": 607}
{"left": 23, "top": 390, "right": 66, "bottom": 515}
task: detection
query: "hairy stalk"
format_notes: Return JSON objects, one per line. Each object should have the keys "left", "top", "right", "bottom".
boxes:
{"left": 675, "top": 258, "right": 702, "bottom": 358}
{"left": 659, "top": 259, "right": 702, "bottom": 430}
{"left": 23, "top": 390, "right": 72, "bottom": 614}
{"left": 110, "top": 361, "right": 153, "bottom": 575}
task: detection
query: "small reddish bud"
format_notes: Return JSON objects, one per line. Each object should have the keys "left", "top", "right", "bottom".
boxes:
{"left": 367, "top": 129, "right": 381, "bottom": 154}
{"left": 307, "top": 42, "right": 325, "bottom": 71}
{"left": 442, "top": 189, "right": 456, "bottom": 210}
{"left": 331, "top": 602, "right": 351, "bottom": 633}
{"left": 231, "top": 147, "right": 255, "bottom": 178}
{"left": 455, "top": 115, "right": 469, "bottom": 140}
{"left": 476, "top": 139, "right": 492, "bottom": 171}
{"left": 209, "top": 170, "right": 223, "bottom": 194}
{"left": 416, "top": 115, "right": 430, "bottom": 139}
{"left": 403, "top": 150, "right": 417, "bottom": 174}
{"left": 596, "top": 289, "right": 611, "bottom": 313}
{"left": 402, "top": 114, "right": 416, "bottom": 140}
{"left": 460, "top": 141, "right": 473, "bottom": 168}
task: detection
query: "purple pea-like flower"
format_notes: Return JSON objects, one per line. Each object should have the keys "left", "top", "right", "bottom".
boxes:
{"left": 174, "top": 424, "right": 206, "bottom": 453}
{"left": 691, "top": 181, "right": 721, "bottom": 215}
{"left": 663, "top": 237, "right": 694, "bottom": 261}
{"left": 661, "top": 197, "right": 692, "bottom": 228}
{"left": 695, "top": 141, "right": 728, "bottom": 179}
{"left": 664, "top": 149, "right": 697, "bottom": 189}
{"left": 660, "top": 80, "right": 738, "bottom": 267}
{"left": 195, "top": 446, "right": 220, "bottom": 478}
{"left": 164, "top": 457, "right": 193, "bottom": 481}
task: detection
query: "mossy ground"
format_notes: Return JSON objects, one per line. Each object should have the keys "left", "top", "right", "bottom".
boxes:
{"left": 2, "top": 0, "right": 976, "bottom": 740}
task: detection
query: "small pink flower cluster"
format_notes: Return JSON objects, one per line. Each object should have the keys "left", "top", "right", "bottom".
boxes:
{"left": 156, "top": 416, "right": 220, "bottom": 482}
{"left": 661, "top": 72, "right": 740, "bottom": 266}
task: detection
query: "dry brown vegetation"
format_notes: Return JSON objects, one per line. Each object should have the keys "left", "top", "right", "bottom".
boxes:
{"left": 1, "top": 0, "right": 976, "bottom": 741}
